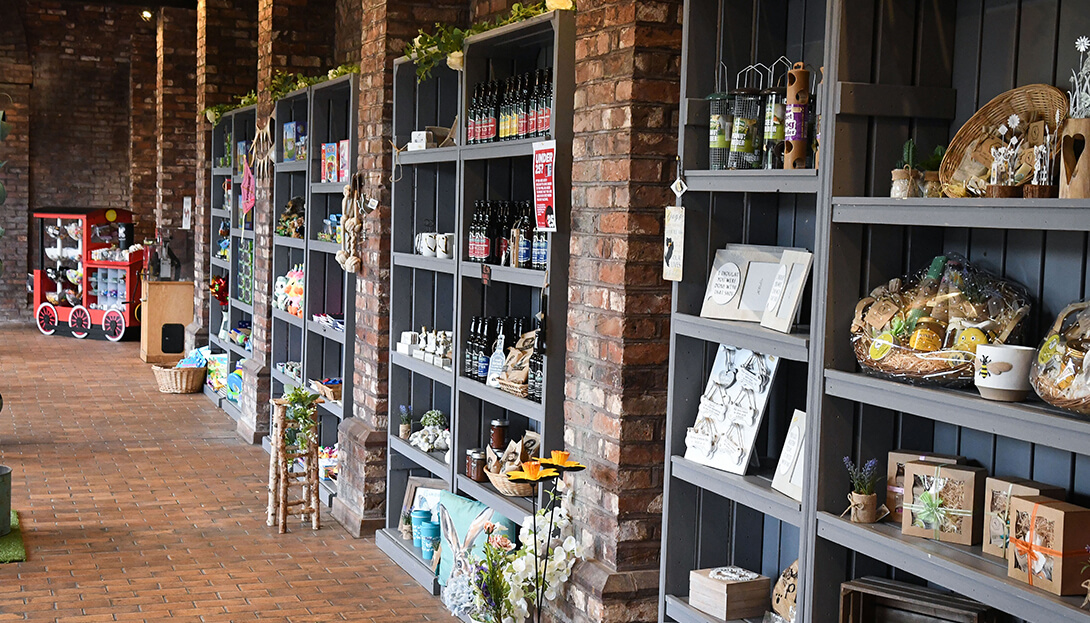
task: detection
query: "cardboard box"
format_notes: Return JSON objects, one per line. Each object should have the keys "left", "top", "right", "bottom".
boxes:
{"left": 295, "top": 122, "right": 307, "bottom": 161}
{"left": 840, "top": 577, "right": 996, "bottom": 623}
{"left": 338, "top": 139, "right": 350, "bottom": 183}
{"left": 1008, "top": 495, "right": 1090, "bottom": 595}
{"left": 411, "top": 130, "right": 434, "bottom": 145}
{"left": 982, "top": 477, "right": 1066, "bottom": 558}
{"left": 283, "top": 121, "right": 296, "bottom": 162}
{"left": 321, "top": 143, "right": 337, "bottom": 183}
{"left": 887, "top": 450, "right": 967, "bottom": 524}
{"left": 901, "top": 461, "right": 987, "bottom": 545}
{"left": 688, "top": 567, "right": 769, "bottom": 620}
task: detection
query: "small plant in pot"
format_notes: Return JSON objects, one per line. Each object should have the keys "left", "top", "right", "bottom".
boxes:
{"left": 398, "top": 404, "right": 413, "bottom": 439}
{"left": 843, "top": 456, "right": 885, "bottom": 523}
{"left": 891, "top": 139, "right": 923, "bottom": 198}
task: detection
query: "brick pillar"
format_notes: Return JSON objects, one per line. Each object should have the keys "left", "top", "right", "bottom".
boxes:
{"left": 332, "top": 0, "right": 466, "bottom": 537}
{"left": 187, "top": 0, "right": 258, "bottom": 352}
{"left": 0, "top": 67, "right": 31, "bottom": 321}
{"left": 237, "top": 0, "right": 335, "bottom": 442}
{"left": 155, "top": 8, "right": 198, "bottom": 237}
{"left": 559, "top": 2, "right": 682, "bottom": 622}
{"left": 129, "top": 32, "right": 157, "bottom": 245}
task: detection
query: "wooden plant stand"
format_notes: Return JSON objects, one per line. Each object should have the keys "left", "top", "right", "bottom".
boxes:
{"left": 266, "top": 398, "right": 322, "bottom": 533}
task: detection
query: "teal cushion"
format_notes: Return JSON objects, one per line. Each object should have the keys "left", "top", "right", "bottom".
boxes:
{"left": 437, "top": 491, "right": 516, "bottom": 586}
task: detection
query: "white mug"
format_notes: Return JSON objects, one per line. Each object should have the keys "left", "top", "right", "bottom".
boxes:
{"left": 974, "top": 343, "right": 1036, "bottom": 402}
{"left": 415, "top": 232, "right": 437, "bottom": 257}
{"left": 436, "top": 233, "right": 454, "bottom": 259}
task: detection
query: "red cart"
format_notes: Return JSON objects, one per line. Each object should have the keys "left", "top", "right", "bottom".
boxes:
{"left": 33, "top": 208, "right": 144, "bottom": 341}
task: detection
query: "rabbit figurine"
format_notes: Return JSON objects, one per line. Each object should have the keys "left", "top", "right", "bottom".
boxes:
{"left": 439, "top": 503, "right": 494, "bottom": 580}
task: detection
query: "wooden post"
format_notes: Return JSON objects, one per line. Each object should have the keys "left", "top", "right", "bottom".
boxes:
{"left": 266, "top": 399, "right": 283, "bottom": 527}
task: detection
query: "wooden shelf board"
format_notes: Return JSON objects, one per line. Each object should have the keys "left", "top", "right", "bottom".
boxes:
{"left": 455, "top": 474, "right": 533, "bottom": 523}
{"left": 460, "top": 261, "right": 547, "bottom": 288}
{"left": 459, "top": 376, "right": 545, "bottom": 423}
{"left": 832, "top": 197, "right": 1090, "bottom": 231}
{"left": 272, "top": 307, "right": 303, "bottom": 329}
{"left": 461, "top": 138, "right": 537, "bottom": 161}
{"left": 375, "top": 528, "right": 440, "bottom": 596}
{"left": 273, "top": 235, "right": 305, "bottom": 249}
{"left": 670, "top": 456, "right": 802, "bottom": 528}
{"left": 389, "top": 434, "right": 451, "bottom": 482}
{"left": 672, "top": 313, "right": 810, "bottom": 363}
{"left": 816, "top": 512, "right": 1090, "bottom": 623}
{"left": 274, "top": 160, "right": 307, "bottom": 173}
{"left": 311, "top": 182, "right": 347, "bottom": 194}
{"left": 396, "top": 146, "right": 460, "bottom": 165}
{"left": 683, "top": 169, "right": 819, "bottom": 194}
{"left": 392, "top": 252, "right": 458, "bottom": 275}
{"left": 824, "top": 370, "right": 1090, "bottom": 456}
{"left": 270, "top": 368, "right": 301, "bottom": 390}
{"left": 663, "top": 595, "right": 762, "bottom": 623}
{"left": 390, "top": 351, "right": 455, "bottom": 387}
{"left": 309, "top": 239, "right": 341, "bottom": 255}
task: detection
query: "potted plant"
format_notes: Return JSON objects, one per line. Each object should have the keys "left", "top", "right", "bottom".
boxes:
{"left": 890, "top": 139, "right": 923, "bottom": 198}
{"left": 398, "top": 404, "right": 413, "bottom": 439}
{"left": 420, "top": 409, "right": 446, "bottom": 429}
{"left": 843, "top": 456, "right": 883, "bottom": 523}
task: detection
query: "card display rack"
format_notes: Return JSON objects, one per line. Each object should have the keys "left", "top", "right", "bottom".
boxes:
{"left": 379, "top": 10, "right": 575, "bottom": 596}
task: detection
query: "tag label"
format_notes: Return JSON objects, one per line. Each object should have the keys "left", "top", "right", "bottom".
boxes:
{"left": 663, "top": 206, "right": 684, "bottom": 282}
{"left": 481, "top": 265, "right": 491, "bottom": 286}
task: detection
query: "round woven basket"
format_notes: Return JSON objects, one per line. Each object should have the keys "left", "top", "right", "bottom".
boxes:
{"left": 485, "top": 469, "right": 535, "bottom": 497}
{"left": 940, "top": 84, "right": 1068, "bottom": 197}
{"left": 152, "top": 365, "right": 207, "bottom": 394}
{"left": 1032, "top": 302, "right": 1090, "bottom": 415}
{"left": 852, "top": 335, "right": 974, "bottom": 388}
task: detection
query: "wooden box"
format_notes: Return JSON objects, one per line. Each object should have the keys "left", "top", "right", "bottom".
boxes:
{"left": 901, "top": 461, "right": 987, "bottom": 545}
{"left": 886, "top": 450, "right": 966, "bottom": 524}
{"left": 139, "top": 279, "right": 195, "bottom": 364}
{"left": 840, "top": 577, "right": 997, "bottom": 622}
{"left": 1007, "top": 495, "right": 1090, "bottom": 595}
{"left": 688, "top": 566, "right": 769, "bottom": 620}
{"left": 981, "top": 477, "right": 1066, "bottom": 558}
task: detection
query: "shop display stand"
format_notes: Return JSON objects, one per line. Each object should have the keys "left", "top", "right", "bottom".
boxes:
{"left": 207, "top": 105, "right": 256, "bottom": 419}
{"left": 377, "top": 10, "right": 574, "bottom": 597}
{"left": 661, "top": 2, "right": 1090, "bottom": 623}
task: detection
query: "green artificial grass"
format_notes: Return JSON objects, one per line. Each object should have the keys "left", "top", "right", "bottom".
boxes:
{"left": 0, "top": 511, "right": 26, "bottom": 563}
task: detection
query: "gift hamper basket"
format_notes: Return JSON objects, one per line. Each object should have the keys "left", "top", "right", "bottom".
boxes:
{"left": 1031, "top": 301, "right": 1090, "bottom": 415}
{"left": 851, "top": 254, "right": 1030, "bottom": 387}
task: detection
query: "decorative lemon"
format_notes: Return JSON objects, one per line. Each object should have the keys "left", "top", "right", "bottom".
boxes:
{"left": 869, "top": 331, "right": 897, "bottom": 361}
{"left": 954, "top": 327, "right": 988, "bottom": 354}
{"left": 1038, "top": 334, "right": 1062, "bottom": 366}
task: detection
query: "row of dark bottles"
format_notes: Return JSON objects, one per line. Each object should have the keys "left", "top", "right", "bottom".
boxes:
{"left": 464, "top": 315, "right": 545, "bottom": 402}
{"left": 468, "top": 200, "right": 548, "bottom": 270}
{"left": 467, "top": 69, "right": 553, "bottom": 144}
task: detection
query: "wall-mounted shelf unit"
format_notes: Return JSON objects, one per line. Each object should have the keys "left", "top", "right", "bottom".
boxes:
{"left": 378, "top": 10, "right": 574, "bottom": 596}
{"left": 662, "top": 1, "right": 1090, "bottom": 623}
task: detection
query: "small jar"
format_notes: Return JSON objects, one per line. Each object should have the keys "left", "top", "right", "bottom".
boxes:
{"left": 908, "top": 317, "right": 945, "bottom": 352}
{"left": 466, "top": 449, "right": 487, "bottom": 482}
{"left": 1057, "top": 343, "right": 1086, "bottom": 391}
{"left": 489, "top": 419, "right": 509, "bottom": 450}
{"left": 891, "top": 167, "right": 922, "bottom": 199}
{"left": 920, "top": 171, "right": 942, "bottom": 198}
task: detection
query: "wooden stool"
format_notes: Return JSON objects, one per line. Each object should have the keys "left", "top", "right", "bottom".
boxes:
{"left": 266, "top": 398, "right": 321, "bottom": 533}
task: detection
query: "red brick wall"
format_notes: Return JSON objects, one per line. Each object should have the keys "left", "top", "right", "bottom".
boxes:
{"left": 0, "top": 7, "right": 32, "bottom": 320}
{"left": 130, "top": 32, "right": 157, "bottom": 244}
{"left": 188, "top": 0, "right": 258, "bottom": 349}
{"left": 156, "top": 8, "right": 198, "bottom": 234}
{"left": 335, "top": 0, "right": 363, "bottom": 65}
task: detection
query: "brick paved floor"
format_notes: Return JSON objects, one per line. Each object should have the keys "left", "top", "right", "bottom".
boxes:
{"left": 0, "top": 325, "right": 455, "bottom": 622}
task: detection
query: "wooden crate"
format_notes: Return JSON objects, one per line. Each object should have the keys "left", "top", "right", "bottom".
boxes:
{"left": 840, "top": 577, "right": 997, "bottom": 623}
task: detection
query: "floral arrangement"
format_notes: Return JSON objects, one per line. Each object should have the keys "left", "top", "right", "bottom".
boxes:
{"left": 989, "top": 113, "right": 1026, "bottom": 187}
{"left": 282, "top": 386, "right": 320, "bottom": 452}
{"left": 201, "top": 63, "right": 360, "bottom": 125}
{"left": 445, "top": 451, "right": 587, "bottom": 623}
{"left": 404, "top": 1, "right": 575, "bottom": 82}
{"left": 843, "top": 456, "right": 880, "bottom": 495}
{"left": 1070, "top": 36, "right": 1090, "bottom": 119}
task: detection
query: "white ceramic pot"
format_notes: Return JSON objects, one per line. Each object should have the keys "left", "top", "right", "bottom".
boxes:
{"left": 974, "top": 344, "right": 1036, "bottom": 401}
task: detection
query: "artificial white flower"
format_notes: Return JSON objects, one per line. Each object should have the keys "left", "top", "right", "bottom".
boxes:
{"left": 447, "top": 51, "right": 465, "bottom": 72}
{"left": 1007, "top": 114, "right": 1021, "bottom": 130}
{"left": 545, "top": 0, "right": 574, "bottom": 9}
{"left": 1077, "top": 36, "right": 1090, "bottom": 53}
{"left": 997, "top": 123, "right": 1008, "bottom": 136}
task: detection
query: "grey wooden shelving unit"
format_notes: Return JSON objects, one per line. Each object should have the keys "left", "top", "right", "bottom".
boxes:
{"left": 265, "top": 76, "right": 360, "bottom": 508}
{"left": 661, "top": 1, "right": 1090, "bottom": 623}
{"left": 205, "top": 105, "right": 257, "bottom": 417}
{"left": 378, "top": 10, "right": 575, "bottom": 597}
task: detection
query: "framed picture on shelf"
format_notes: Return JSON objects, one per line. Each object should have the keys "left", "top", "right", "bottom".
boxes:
{"left": 402, "top": 476, "right": 447, "bottom": 523}
{"left": 699, "top": 245, "right": 788, "bottom": 322}
{"left": 771, "top": 409, "right": 806, "bottom": 502}
{"left": 761, "top": 249, "right": 813, "bottom": 334}
{"left": 684, "top": 344, "right": 780, "bottom": 475}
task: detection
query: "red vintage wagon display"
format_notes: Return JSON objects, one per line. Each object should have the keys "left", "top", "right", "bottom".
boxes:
{"left": 32, "top": 208, "right": 144, "bottom": 341}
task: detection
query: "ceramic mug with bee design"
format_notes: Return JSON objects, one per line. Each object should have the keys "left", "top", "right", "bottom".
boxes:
{"left": 974, "top": 344, "right": 1036, "bottom": 401}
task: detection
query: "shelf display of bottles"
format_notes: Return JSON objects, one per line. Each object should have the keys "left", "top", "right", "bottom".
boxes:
{"left": 463, "top": 314, "right": 544, "bottom": 403}
{"left": 467, "top": 199, "right": 548, "bottom": 270}
{"left": 467, "top": 69, "right": 553, "bottom": 144}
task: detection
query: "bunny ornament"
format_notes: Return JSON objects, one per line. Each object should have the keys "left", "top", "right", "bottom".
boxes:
{"left": 439, "top": 503, "right": 494, "bottom": 581}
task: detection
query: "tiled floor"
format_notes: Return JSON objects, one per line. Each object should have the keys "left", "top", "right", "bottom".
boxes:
{"left": 0, "top": 325, "right": 455, "bottom": 622}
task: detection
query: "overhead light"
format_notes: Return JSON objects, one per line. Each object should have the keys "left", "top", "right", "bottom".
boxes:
{"left": 141, "top": 10, "right": 153, "bottom": 21}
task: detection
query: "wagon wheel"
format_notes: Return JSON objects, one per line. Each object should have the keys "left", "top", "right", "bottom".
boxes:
{"left": 68, "top": 305, "right": 92, "bottom": 339}
{"left": 102, "top": 309, "right": 126, "bottom": 342}
{"left": 36, "top": 302, "right": 58, "bottom": 336}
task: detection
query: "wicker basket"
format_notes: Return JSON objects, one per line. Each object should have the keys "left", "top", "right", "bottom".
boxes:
{"left": 941, "top": 84, "right": 1068, "bottom": 197}
{"left": 152, "top": 365, "right": 207, "bottom": 394}
{"left": 1032, "top": 302, "right": 1090, "bottom": 415}
{"left": 309, "top": 380, "right": 343, "bottom": 402}
{"left": 852, "top": 334, "right": 975, "bottom": 388}
{"left": 485, "top": 469, "right": 535, "bottom": 497}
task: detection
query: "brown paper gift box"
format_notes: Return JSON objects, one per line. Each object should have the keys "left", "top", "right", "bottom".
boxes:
{"left": 887, "top": 450, "right": 967, "bottom": 524}
{"left": 901, "top": 461, "right": 987, "bottom": 546}
{"left": 689, "top": 567, "right": 770, "bottom": 620}
{"left": 981, "top": 477, "right": 1066, "bottom": 558}
{"left": 1007, "top": 495, "right": 1090, "bottom": 596}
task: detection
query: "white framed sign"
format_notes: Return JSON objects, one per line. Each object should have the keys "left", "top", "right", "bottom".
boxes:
{"left": 771, "top": 409, "right": 807, "bottom": 502}
{"left": 700, "top": 245, "right": 789, "bottom": 322}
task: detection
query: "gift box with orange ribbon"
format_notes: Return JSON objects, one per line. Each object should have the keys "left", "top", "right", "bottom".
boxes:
{"left": 982, "top": 477, "right": 1066, "bottom": 559}
{"left": 901, "top": 461, "right": 987, "bottom": 545}
{"left": 1008, "top": 495, "right": 1090, "bottom": 596}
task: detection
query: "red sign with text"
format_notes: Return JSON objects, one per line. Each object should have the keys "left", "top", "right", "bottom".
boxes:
{"left": 532, "top": 140, "right": 557, "bottom": 232}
